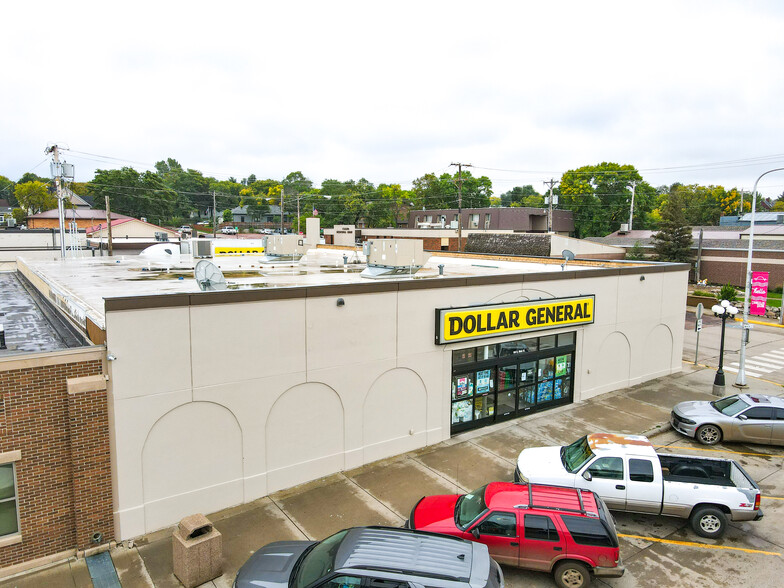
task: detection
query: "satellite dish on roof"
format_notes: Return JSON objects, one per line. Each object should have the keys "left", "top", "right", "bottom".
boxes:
{"left": 561, "top": 249, "right": 575, "bottom": 271}
{"left": 194, "top": 260, "right": 227, "bottom": 291}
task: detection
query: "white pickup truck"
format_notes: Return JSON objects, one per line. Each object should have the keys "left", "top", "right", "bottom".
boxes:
{"left": 515, "top": 433, "right": 762, "bottom": 538}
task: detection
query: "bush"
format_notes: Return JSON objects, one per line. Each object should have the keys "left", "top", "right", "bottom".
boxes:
{"left": 692, "top": 290, "right": 713, "bottom": 297}
{"left": 718, "top": 283, "right": 738, "bottom": 302}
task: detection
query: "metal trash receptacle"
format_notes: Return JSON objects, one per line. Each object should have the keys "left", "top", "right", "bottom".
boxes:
{"left": 172, "top": 513, "right": 222, "bottom": 588}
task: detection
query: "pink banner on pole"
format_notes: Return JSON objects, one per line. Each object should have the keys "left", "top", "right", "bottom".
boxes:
{"left": 750, "top": 271, "right": 769, "bottom": 316}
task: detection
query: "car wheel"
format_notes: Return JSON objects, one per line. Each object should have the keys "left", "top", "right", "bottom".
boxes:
{"left": 690, "top": 506, "right": 727, "bottom": 538}
{"left": 696, "top": 424, "right": 722, "bottom": 446}
{"left": 554, "top": 561, "right": 591, "bottom": 588}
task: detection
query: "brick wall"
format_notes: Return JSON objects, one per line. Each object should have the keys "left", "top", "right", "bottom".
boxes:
{"left": 700, "top": 248, "right": 784, "bottom": 287}
{"left": 0, "top": 353, "right": 113, "bottom": 570}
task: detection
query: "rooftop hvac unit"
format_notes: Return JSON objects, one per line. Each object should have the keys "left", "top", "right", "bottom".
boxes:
{"left": 261, "top": 234, "right": 310, "bottom": 261}
{"left": 361, "top": 239, "right": 430, "bottom": 279}
{"left": 193, "top": 238, "right": 213, "bottom": 258}
{"left": 618, "top": 223, "right": 629, "bottom": 234}
{"left": 154, "top": 231, "right": 169, "bottom": 242}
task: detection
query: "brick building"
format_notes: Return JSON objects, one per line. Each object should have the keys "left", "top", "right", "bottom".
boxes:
{"left": 0, "top": 273, "right": 112, "bottom": 577}
{"left": 408, "top": 207, "right": 574, "bottom": 234}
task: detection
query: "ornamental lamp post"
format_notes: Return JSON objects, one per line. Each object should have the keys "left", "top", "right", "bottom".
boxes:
{"left": 712, "top": 299, "right": 738, "bottom": 397}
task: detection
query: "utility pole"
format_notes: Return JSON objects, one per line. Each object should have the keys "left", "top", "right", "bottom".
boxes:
{"left": 739, "top": 189, "right": 745, "bottom": 216}
{"left": 450, "top": 162, "right": 472, "bottom": 251}
{"left": 280, "top": 187, "right": 284, "bottom": 234}
{"left": 628, "top": 181, "right": 638, "bottom": 230}
{"left": 44, "top": 144, "right": 66, "bottom": 258}
{"left": 104, "top": 194, "right": 114, "bottom": 256}
{"left": 213, "top": 191, "right": 217, "bottom": 238}
{"left": 297, "top": 194, "right": 301, "bottom": 234}
{"left": 543, "top": 179, "right": 558, "bottom": 233}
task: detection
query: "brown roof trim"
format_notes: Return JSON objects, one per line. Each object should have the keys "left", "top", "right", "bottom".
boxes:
{"left": 306, "top": 282, "right": 399, "bottom": 297}
{"left": 399, "top": 277, "right": 469, "bottom": 290}
{"left": 104, "top": 294, "right": 190, "bottom": 312}
{"left": 103, "top": 261, "right": 687, "bottom": 312}
{"left": 189, "top": 288, "right": 307, "bottom": 305}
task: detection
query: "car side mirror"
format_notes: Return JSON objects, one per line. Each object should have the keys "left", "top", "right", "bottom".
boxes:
{"left": 737, "top": 414, "right": 748, "bottom": 420}
{"left": 582, "top": 471, "right": 593, "bottom": 482}
{"left": 471, "top": 527, "right": 480, "bottom": 539}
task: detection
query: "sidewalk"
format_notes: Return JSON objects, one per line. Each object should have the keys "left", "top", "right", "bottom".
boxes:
{"left": 2, "top": 364, "right": 782, "bottom": 588}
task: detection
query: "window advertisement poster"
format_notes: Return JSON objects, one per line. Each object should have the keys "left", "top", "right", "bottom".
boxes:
{"left": 750, "top": 271, "right": 769, "bottom": 316}
{"left": 476, "top": 369, "right": 491, "bottom": 394}
{"left": 556, "top": 355, "right": 569, "bottom": 377}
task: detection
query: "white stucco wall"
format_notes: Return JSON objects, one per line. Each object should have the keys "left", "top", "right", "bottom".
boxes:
{"left": 105, "top": 266, "right": 687, "bottom": 539}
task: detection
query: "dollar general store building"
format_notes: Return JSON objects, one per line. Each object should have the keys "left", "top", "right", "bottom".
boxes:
{"left": 15, "top": 245, "right": 688, "bottom": 542}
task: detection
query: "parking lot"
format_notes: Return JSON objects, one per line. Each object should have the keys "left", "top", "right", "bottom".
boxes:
{"left": 3, "top": 365, "right": 783, "bottom": 588}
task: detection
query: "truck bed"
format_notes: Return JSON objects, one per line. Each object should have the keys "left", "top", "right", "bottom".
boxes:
{"left": 659, "top": 454, "right": 735, "bottom": 487}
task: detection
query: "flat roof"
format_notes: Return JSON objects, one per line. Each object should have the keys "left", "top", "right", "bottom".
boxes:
{"left": 0, "top": 272, "right": 86, "bottom": 356}
{"left": 17, "top": 246, "right": 685, "bottom": 328}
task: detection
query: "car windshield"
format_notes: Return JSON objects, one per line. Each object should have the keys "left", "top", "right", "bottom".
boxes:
{"left": 455, "top": 485, "right": 488, "bottom": 528}
{"left": 292, "top": 530, "right": 348, "bottom": 588}
{"left": 711, "top": 395, "right": 750, "bottom": 416}
{"left": 561, "top": 436, "right": 595, "bottom": 473}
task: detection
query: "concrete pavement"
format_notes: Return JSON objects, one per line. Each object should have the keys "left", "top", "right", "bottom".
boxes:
{"left": 1, "top": 364, "right": 782, "bottom": 588}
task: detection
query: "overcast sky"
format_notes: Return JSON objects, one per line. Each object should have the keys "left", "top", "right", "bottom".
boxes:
{"left": 3, "top": 1, "right": 784, "bottom": 197}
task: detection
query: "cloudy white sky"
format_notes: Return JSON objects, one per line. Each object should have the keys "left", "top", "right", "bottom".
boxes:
{"left": 3, "top": 1, "right": 784, "bottom": 197}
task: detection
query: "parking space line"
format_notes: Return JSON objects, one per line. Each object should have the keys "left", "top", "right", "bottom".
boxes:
{"left": 652, "top": 444, "right": 782, "bottom": 458}
{"left": 762, "top": 496, "right": 784, "bottom": 501}
{"left": 618, "top": 533, "right": 782, "bottom": 556}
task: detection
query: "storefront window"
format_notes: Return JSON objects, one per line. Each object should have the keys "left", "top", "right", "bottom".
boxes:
{"left": 555, "top": 354, "right": 571, "bottom": 376}
{"left": 558, "top": 332, "right": 575, "bottom": 346}
{"left": 519, "top": 385, "right": 536, "bottom": 410}
{"left": 520, "top": 361, "right": 536, "bottom": 384}
{"left": 453, "top": 348, "right": 476, "bottom": 365}
{"left": 452, "top": 400, "right": 473, "bottom": 424}
{"left": 476, "top": 344, "right": 498, "bottom": 360}
{"left": 538, "top": 357, "right": 555, "bottom": 379}
{"left": 537, "top": 380, "right": 554, "bottom": 403}
{"left": 451, "top": 332, "right": 576, "bottom": 433}
{"left": 474, "top": 395, "right": 495, "bottom": 420}
{"left": 452, "top": 373, "right": 474, "bottom": 400}
{"left": 475, "top": 369, "right": 494, "bottom": 395}
{"left": 498, "top": 365, "right": 518, "bottom": 390}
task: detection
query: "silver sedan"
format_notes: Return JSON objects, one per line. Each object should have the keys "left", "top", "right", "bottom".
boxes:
{"left": 671, "top": 393, "right": 784, "bottom": 446}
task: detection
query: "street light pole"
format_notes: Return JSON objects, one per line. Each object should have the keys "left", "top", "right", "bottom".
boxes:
{"left": 735, "top": 167, "right": 784, "bottom": 388}
{"left": 712, "top": 299, "right": 738, "bottom": 397}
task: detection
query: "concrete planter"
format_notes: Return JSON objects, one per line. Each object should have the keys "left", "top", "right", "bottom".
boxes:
{"left": 686, "top": 294, "right": 716, "bottom": 307}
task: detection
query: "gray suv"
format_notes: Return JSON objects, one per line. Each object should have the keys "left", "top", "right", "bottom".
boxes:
{"left": 234, "top": 526, "right": 503, "bottom": 588}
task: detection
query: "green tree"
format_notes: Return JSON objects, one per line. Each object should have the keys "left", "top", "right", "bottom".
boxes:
{"left": 651, "top": 192, "right": 693, "bottom": 262}
{"left": 626, "top": 241, "right": 646, "bottom": 260}
{"left": 559, "top": 162, "right": 655, "bottom": 238}
{"left": 17, "top": 172, "right": 49, "bottom": 184}
{"left": 12, "top": 208, "right": 26, "bottom": 225}
{"left": 717, "top": 284, "right": 738, "bottom": 303}
{"left": 282, "top": 171, "right": 313, "bottom": 196}
{"left": 88, "top": 167, "right": 179, "bottom": 224}
{"left": 14, "top": 181, "right": 57, "bottom": 213}
{"left": 501, "top": 185, "right": 540, "bottom": 207}
{"left": 0, "top": 175, "right": 14, "bottom": 205}
{"left": 365, "top": 184, "right": 414, "bottom": 227}
{"left": 222, "top": 209, "right": 233, "bottom": 223}
{"left": 412, "top": 171, "right": 492, "bottom": 210}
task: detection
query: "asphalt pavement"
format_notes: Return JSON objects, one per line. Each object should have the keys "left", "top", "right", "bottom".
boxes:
{"left": 2, "top": 337, "right": 783, "bottom": 588}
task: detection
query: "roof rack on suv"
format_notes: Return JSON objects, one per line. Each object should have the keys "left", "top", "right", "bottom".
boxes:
{"left": 513, "top": 482, "right": 598, "bottom": 517}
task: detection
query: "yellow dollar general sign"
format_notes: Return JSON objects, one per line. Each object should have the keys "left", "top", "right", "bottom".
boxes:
{"left": 436, "top": 295, "right": 595, "bottom": 344}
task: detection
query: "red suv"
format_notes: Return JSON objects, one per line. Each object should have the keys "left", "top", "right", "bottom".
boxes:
{"left": 406, "top": 482, "right": 623, "bottom": 588}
